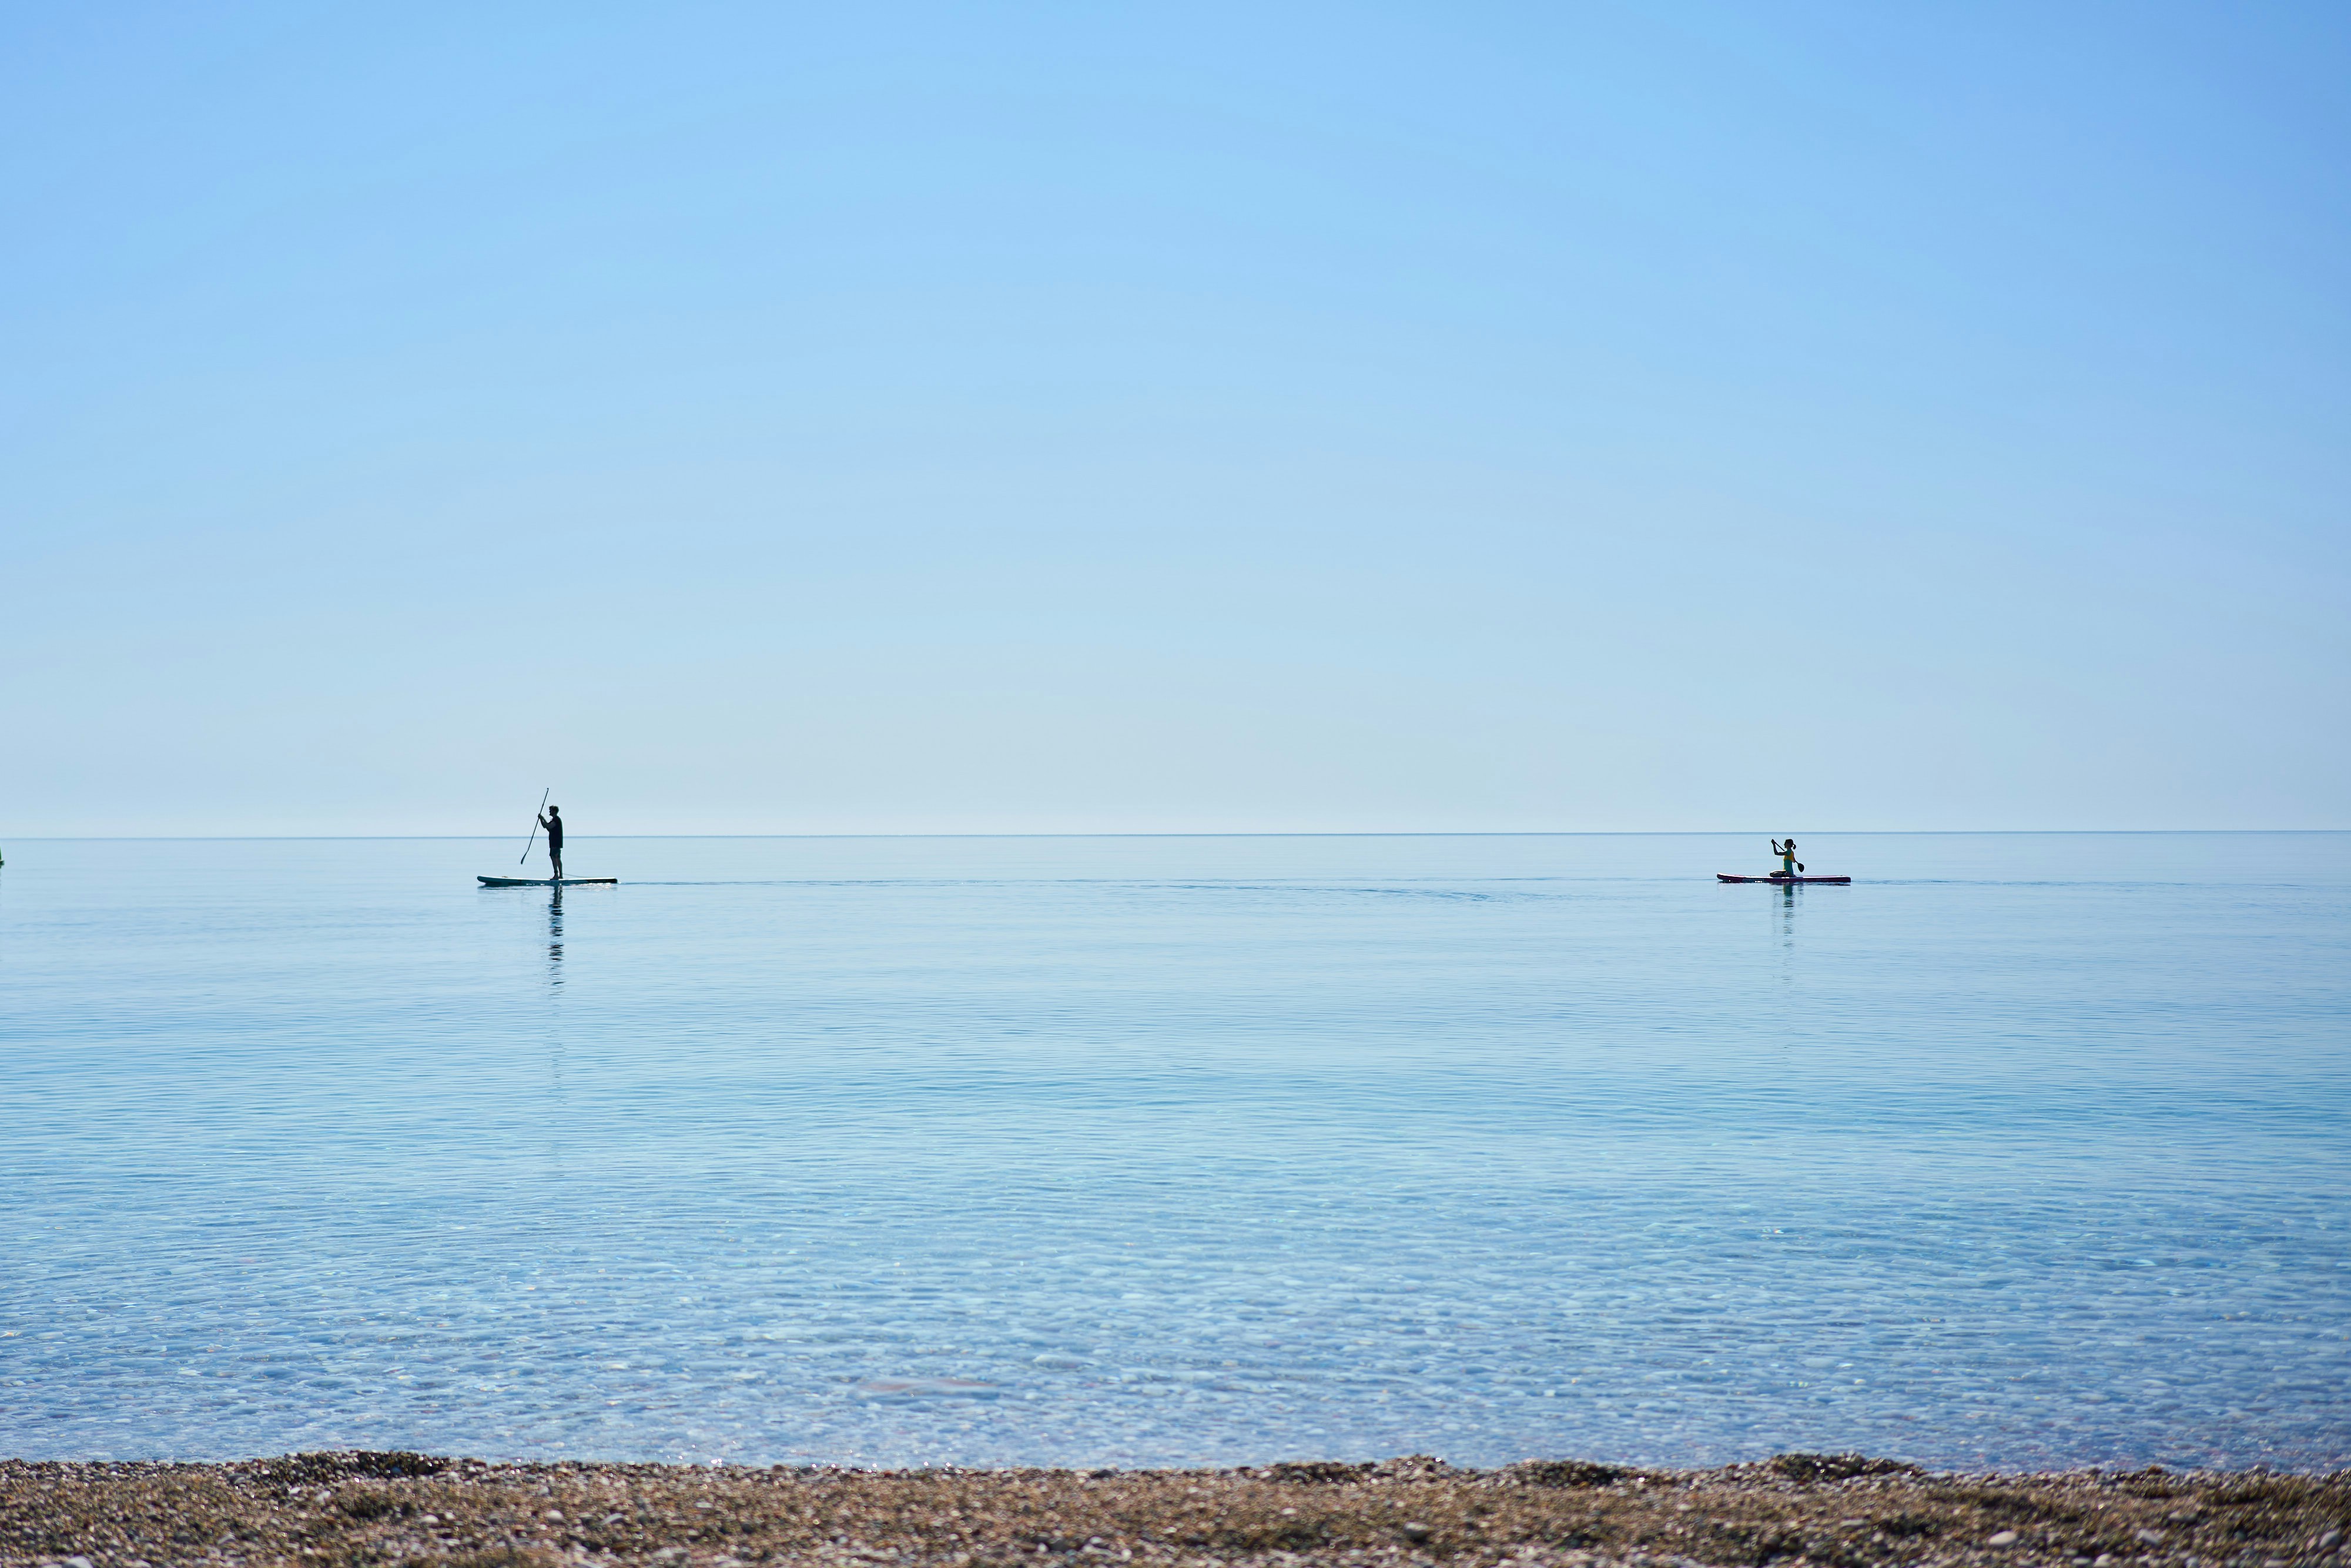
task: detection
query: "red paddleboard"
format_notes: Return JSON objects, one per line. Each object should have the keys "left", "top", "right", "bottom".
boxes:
{"left": 1718, "top": 873, "right": 1850, "bottom": 884}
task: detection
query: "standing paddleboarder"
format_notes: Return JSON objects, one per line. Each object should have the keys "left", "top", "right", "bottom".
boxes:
{"left": 540, "top": 805, "right": 565, "bottom": 882}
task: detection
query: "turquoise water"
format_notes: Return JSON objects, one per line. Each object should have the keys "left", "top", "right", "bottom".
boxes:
{"left": 3, "top": 833, "right": 2346, "bottom": 1470}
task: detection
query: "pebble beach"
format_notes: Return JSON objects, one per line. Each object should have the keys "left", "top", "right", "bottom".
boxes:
{"left": 5, "top": 1452, "right": 2345, "bottom": 1568}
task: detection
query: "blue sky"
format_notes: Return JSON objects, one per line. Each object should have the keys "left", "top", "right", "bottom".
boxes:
{"left": 5, "top": 3, "right": 2345, "bottom": 834}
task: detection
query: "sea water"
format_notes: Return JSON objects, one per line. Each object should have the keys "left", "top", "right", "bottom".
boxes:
{"left": 2, "top": 833, "right": 2346, "bottom": 1471}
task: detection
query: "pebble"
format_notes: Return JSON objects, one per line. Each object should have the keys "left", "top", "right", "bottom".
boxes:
{"left": 2, "top": 1453, "right": 2340, "bottom": 1567}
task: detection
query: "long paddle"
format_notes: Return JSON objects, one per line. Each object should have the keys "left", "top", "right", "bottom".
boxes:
{"left": 520, "top": 788, "right": 550, "bottom": 866}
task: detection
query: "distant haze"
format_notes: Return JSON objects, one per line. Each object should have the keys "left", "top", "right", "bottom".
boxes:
{"left": 5, "top": 4, "right": 2345, "bottom": 835}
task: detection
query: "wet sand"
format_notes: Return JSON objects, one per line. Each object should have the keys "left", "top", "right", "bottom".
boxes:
{"left": 3, "top": 1452, "right": 2343, "bottom": 1568}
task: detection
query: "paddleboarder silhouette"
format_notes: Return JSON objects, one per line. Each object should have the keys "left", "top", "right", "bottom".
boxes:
{"left": 540, "top": 805, "right": 564, "bottom": 881}
{"left": 1771, "top": 837, "right": 1803, "bottom": 877}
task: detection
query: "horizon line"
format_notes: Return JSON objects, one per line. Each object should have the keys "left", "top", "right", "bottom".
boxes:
{"left": 6, "top": 828, "right": 2346, "bottom": 842}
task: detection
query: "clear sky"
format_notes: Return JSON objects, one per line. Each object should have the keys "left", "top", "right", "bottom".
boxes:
{"left": 5, "top": 3, "right": 2345, "bottom": 835}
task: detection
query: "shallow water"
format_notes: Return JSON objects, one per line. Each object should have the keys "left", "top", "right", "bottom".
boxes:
{"left": 3, "top": 833, "right": 2346, "bottom": 1469}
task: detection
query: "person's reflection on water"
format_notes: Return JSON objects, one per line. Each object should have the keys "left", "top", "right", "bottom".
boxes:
{"left": 544, "top": 884, "right": 568, "bottom": 1174}
{"left": 547, "top": 882, "right": 565, "bottom": 979}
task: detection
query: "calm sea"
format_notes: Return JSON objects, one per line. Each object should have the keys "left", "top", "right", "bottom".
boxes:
{"left": 3, "top": 834, "right": 2346, "bottom": 1470}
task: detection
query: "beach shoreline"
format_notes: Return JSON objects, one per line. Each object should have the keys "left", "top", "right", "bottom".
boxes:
{"left": 4, "top": 1451, "right": 2343, "bottom": 1568}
